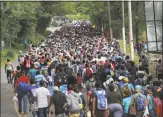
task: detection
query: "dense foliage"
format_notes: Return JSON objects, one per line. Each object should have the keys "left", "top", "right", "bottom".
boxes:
{"left": 0, "top": 1, "right": 146, "bottom": 48}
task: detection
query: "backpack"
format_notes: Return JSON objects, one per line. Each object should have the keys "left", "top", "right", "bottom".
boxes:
{"left": 29, "top": 85, "right": 38, "bottom": 104}
{"left": 67, "top": 92, "right": 82, "bottom": 113}
{"left": 59, "top": 84, "right": 68, "bottom": 94}
{"left": 26, "top": 60, "right": 31, "bottom": 68}
{"left": 150, "top": 95, "right": 163, "bottom": 117}
{"left": 17, "top": 82, "right": 30, "bottom": 94}
{"left": 52, "top": 92, "right": 67, "bottom": 114}
{"left": 86, "top": 68, "right": 92, "bottom": 77}
{"left": 135, "top": 94, "right": 146, "bottom": 111}
{"left": 95, "top": 90, "right": 107, "bottom": 110}
{"left": 121, "top": 84, "right": 131, "bottom": 98}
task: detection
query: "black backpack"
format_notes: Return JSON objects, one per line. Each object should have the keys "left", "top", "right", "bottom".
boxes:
{"left": 52, "top": 91, "right": 67, "bottom": 114}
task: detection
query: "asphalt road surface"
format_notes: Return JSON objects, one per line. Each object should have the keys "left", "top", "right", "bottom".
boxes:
{"left": 0, "top": 27, "right": 63, "bottom": 117}
{"left": 1, "top": 58, "right": 33, "bottom": 117}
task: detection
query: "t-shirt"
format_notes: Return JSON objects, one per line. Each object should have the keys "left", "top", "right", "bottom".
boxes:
{"left": 35, "top": 87, "right": 50, "bottom": 108}
{"left": 147, "top": 94, "right": 153, "bottom": 110}
{"left": 28, "top": 69, "right": 37, "bottom": 79}
{"left": 107, "top": 91, "right": 122, "bottom": 104}
{"left": 16, "top": 76, "right": 28, "bottom": 84}
{"left": 122, "top": 96, "right": 132, "bottom": 113}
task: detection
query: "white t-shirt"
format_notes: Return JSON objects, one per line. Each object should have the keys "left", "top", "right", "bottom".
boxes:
{"left": 35, "top": 87, "right": 50, "bottom": 108}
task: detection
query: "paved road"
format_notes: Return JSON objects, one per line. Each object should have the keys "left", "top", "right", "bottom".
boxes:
{"left": 1, "top": 59, "right": 29, "bottom": 117}
{"left": 0, "top": 27, "right": 63, "bottom": 117}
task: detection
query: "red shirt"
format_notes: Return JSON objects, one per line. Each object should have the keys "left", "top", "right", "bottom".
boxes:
{"left": 16, "top": 76, "right": 28, "bottom": 84}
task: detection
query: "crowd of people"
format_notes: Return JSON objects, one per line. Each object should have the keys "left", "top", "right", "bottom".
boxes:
{"left": 5, "top": 24, "right": 163, "bottom": 117}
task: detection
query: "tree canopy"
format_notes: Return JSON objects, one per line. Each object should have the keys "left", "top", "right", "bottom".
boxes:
{"left": 0, "top": 1, "right": 146, "bottom": 49}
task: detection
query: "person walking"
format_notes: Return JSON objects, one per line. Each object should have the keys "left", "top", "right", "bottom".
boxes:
{"left": 107, "top": 83, "right": 123, "bottom": 117}
{"left": 146, "top": 86, "right": 157, "bottom": 117}
{"left": 130, "top": 85, "right": 148, "bottom": 117}
{"left": 5, "top": 59, "right": 14, "bottom": 84}
{"left": 14, "top": 71, "right": 28, "bottom": 115}
{"left": 35, "top": 80, "right": 51, "bottom": 117}
{"left": 48, "top": 86, "right": 67, "bottom": 117}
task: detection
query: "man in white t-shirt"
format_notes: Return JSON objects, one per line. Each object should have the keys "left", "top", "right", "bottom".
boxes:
{"left": 35, "top": 80, "right": 50, "bottom": 117}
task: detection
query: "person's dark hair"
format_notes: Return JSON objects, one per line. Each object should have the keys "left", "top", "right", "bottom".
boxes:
{"left": 125, "top": 56, "right": 129, "bottom": 60}
{"left": 121, "top": 66, "right": 125, "bottom": 70}
{"left": 142, "top": 55, "right": 145, "bottom": 59}
{"left": 68, "top": 84, "right": 73, "bottom": 90}
{"left": 95, "top": 81, "right": 101, "bottom": 88}
{"left": 72, "top": 61, "right": 75, "bottom": 65}
{"left": 36, "top": 71, "right": 40, "bottom": 75}
{"left": 73, "top": 84, "right": 79, "bottom": 93}
{"left": 7, "top": 59, "right": 10, "bottom": 62}
{"left": 44, "top": 62, "right": 47, "bottom": 66}
{"left": 17, "top": 66, "right": 21, "bottom": 70}
{"left": 139, "top": 66, "right": 143, "bottom": 71}
{"left": 39, "top": 80, "right": 44, "bottom": 86}
{"left": 31, "top": 64, "right": 34, "bottom": 68}
{"left": 130, "top": 61, "right": 135, "bottom": 67}
{"left": 146, "top": 86, "right": 152, "bottom": 90}
{"left": 85, "top": 64, "right": 89, "bottom": 68}
{"left": 109, "top": 83, "right": 115, "bottom": 91}
{"left": 30, "top": 78, "right": 35, "bottom": 85}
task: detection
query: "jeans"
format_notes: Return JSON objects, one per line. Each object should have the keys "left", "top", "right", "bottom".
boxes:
{"left": 38, "top": 107, "right": 47, "bottom": 117}
{"left": 18, "top": 95, "right": 28, "bottom": 113}
{"left": 32, "top": 111, "right": 39, "bottom": 117}
{"left": 108, "top": 103, "right": 123, "bottom": 117}
{"left": 80, "top": 110, "right": 85, "bottom": 117}
{"left": 149, "top": 109, "right": 156, "bottom": 117}
{"left": 6, "top": 70, "right": 12, "bottom": 82}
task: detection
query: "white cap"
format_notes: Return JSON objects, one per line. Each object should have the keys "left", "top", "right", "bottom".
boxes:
{"left": 118, "top": 76, "right": 125, "bottom": 81}
{"left": 53, "top": 86, "right": 59, "bottom": 91}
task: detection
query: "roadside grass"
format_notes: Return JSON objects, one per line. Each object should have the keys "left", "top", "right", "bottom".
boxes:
{"left": 1, "top": 34, "right": 44, "bottom": 68}
{"left": 119, "top": 40, "right": 139, "bottom": 64}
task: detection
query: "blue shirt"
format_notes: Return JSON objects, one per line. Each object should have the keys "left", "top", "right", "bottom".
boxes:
{"left": 122, "top": 96, "right": 132, "bottom": 113}
{"left": 28, "top": 69, "right": 37, "bottom": 79}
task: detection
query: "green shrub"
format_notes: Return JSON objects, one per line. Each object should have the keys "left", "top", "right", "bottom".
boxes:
{"left": 6, "top": 50, "right": 14, "bottom": 57}
{"left": 44, "top": 30, "right": 51, "bottom": 37}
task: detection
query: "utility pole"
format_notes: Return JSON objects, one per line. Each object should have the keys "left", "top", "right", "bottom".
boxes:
{"left": 122, "top": 1, "right": 126, "bottom": 53}
{"left": 128, "top": 1, "right": 134, "bottom": 60}
{"left": 108, "top": 1, "right": 113, "bottom": 40}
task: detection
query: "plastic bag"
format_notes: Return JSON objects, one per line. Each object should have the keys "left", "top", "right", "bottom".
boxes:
{"left": 13, "top": 96, "right": 18, "bottom": 102}
{"left": 143, "top": 106, "right": 149, "bottom": 117}
{"left": 87, "top": 111, "right": 91, "bottom": 117}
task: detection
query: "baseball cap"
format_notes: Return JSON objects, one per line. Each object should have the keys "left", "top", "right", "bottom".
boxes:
{"left": 123, "top": 78, "right": 129, "bottom": 82}
{"left": 118, "top": 76, "right": 125, "bottom": 80}
{"left": 54, "top": 86, "right": 59, "bottom": 91}
{"left": 135, "top": 85, "right": 142, "bottom": 91}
